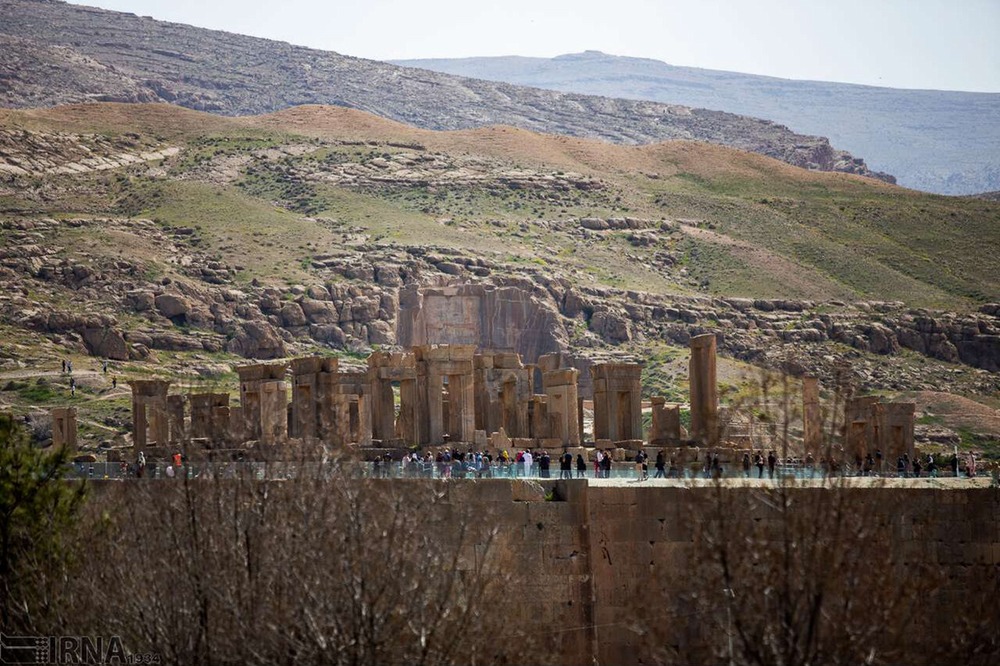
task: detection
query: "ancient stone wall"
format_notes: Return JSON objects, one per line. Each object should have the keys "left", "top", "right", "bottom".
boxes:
{"left": 106, "top": 480, "right": 998, "bottom": 665}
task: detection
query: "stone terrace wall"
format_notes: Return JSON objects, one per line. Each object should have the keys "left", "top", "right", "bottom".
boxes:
{"left": 95, "top": 481, "right": 998, "bottom": 665}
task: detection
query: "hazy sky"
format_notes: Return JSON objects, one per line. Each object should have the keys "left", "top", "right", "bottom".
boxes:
{"left": 66, "top": 0, "right": 1000, "bottom": 92}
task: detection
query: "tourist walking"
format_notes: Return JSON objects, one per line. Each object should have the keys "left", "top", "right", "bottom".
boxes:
{"left": 756, "top": 452, "right": 765, "bottom": 479}
{"left": 767, "top": 451, "right": 777, "bottom": 479}
{"left": 522, "top": 449, "right": 533, "bottom": 477}
{"left": 576, "top": 453, "right": 587, "bottom": 478}
{"left": 655, "top": 450, "right": 666, "bottom": 478}
{"left": 742, "top": 452, "right": 751, "bottom": 478}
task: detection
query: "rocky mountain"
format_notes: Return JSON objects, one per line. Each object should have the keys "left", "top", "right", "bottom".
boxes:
{"left": 0, "top": 0, "right": 892, "bottom": 183}
{"left": 395, "top": 51, "right": 1000, "bottom": 195}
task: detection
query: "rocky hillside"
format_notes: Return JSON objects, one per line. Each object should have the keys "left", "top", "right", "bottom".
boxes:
{"left": 1, "top": 102, "right": 997, "bottom": 389}
{"left": 0, "top": 0, "right": 892, "bottom": 183}
{"left": 397, "top": 51, "right": 1000, "bottom": 195}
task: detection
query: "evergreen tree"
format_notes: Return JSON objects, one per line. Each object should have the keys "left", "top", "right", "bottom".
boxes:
{"left": 0, "top": 413, "right": 86, "bottom": 630}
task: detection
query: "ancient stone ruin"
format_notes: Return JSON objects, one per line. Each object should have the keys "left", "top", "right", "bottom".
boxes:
{"left": 126, "top": 336, "right": 916, "bottom": 463}
{"left": 51, "top": 406, "right": 77, "bottom": 448}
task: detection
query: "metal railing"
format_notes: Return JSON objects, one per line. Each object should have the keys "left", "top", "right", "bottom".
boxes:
{"left": 65, "top": 460, "right": 993, "bottom": 482}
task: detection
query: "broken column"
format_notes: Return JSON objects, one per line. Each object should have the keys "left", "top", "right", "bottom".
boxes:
{"left": 802, "top": 377, "right": 821, "bottom": 455}
{"left": 649, "top": 397, "right": 681, "bottom": 446}
{"left": 51, "top": 407, "right": 77, "bottom": 449}
{"left": 130, "top": 379, "right": 171, "bottom": 449}
{"left": 688, "top": 334, "right": 718, "bottom": 444}
{"left": 190, "top": 393, "right": 230, "bottom": 444}
{"left": 591, "top": 363, "right": 643, "bottom": 442}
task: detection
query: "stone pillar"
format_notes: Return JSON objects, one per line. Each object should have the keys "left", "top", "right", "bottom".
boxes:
{"left": 237, "top": 363, "right": 288, "bottom": 442}
{"left": 473, "top": 351, "right": 532, "bottom": 439}
{"left": 415, "top": 344, "right": 475, "bottom": 445}
{"left": 131, "top": 379, "right": 171, "bottom": 448}
{"left": 291, "top": 357, "right": 325, "bottom": 440}
{"left": 530, "top": 395, "right": 549, "bottom": 440}
{"left": 591, "top": 363, "right": 643, "bottom": 442}
{"left": 884, "top": 402, "right": 915, "bottom": 461}
{"left": 542, "top": 368, "right": 580, "bottom": 446}
{"left": 51, "top": 407, "right": 77, "bottom": 449}
{"left": 802, "top": 377, "right": 821, "bottom": 455}
{"left": 189, "top": 393, "right": 230, "bottom": 444}
{"left": 397, "top": 377, "right": 420, "bottom": 445}
{"left": 845, "top": 396, "right": 879, "bottom": 459}
{"left": 228, "top": 406, "right": 245, "bottom": 443}
{"left": 368, "top": 351, "right": 417, "bottom": 445}
{"left": 689, "top": 334, "right": 718, "bottom": 444}
{"left": 167, "top": 394, "right": 186, "bottom": 444}
{"left": 649, "top": 397, "right": 681, "bottom": 446}
{"left": 259, "top": 380, "right": 287, "bottom": 444}
{"left": 326, "top": 371, "right": 371, "bottom": 447}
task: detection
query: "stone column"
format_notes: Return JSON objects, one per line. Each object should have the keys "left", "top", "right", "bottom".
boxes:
{"left": 51, "top": 407, "right": 77, "bottom": 449}
{"left": 131, "top": 379, "right": 171, "bottom": 448}
{"left": 167, "top": 394, "right": 186, "bottom": 444}
{"left": 397, "top": 378, "right": 420, "bottom": 445}
{"left": 426, "top": 370, "right": 445, "bottom": 444}
{"left": 543, "top": 368, "right": 580, "bottom": 446}
{"left": 449, "top": 371, "right": 476, "bottom": 443}
{"left": 326, "top": 371, "right": 371, "bottom": 446}
{"left": 530, "top": 395, "right": 549, "bottom": 439}
{"left": 884, "top": 402, "right": 915, "bottom": 461}
{"left": 415, "top": 344, "right": 475, "bottom": 444}
{"left": 237, "top": 363, "right": 288, "bottom": 442}
{"left": 291, "top": 357, "right": 324, "bottom": 440}
{"left": 689, "top": 334, "right": 718, "bottom": 444}
{"left": 259, "top": 379, "right": 288, "bottom": 444}
{"left": 591, "top": 364, "right": 642, "bottom": 442}
{"left": 649, "top": 397, "right": 681, "bottom": 446}
{"left": 802, "top": 377, "right": 821, "bottom": 455}
{"left": 845, "top": 396, "right": 879, "bottom": 459}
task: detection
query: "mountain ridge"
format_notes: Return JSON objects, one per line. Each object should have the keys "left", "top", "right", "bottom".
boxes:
{"left": 0, "top": 0, "right": 892, "bottom": 183}
{"left": 394, "top": 50, "right": 1000, "bottom": 195}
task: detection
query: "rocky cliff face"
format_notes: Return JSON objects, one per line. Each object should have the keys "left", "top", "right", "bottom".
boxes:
{"left": 3, "top": 213, "right": 997, "bottom": 401}
{"left": 0, "top": 0, "right": 892, "bottom": 182}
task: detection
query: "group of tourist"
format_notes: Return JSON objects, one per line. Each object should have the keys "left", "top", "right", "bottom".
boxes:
{"left": 383, "top": 447, "right": 992, "bottom": 481}
{"left": 394, "top": 448, "right": 620, "bottom": 479}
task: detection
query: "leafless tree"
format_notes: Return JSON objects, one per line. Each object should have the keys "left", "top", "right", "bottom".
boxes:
{"left": 45, "top": 456, "right": 538, "bottom": 665}
{"left": 627, "top": 373, "right": 998, "bottom": 666}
